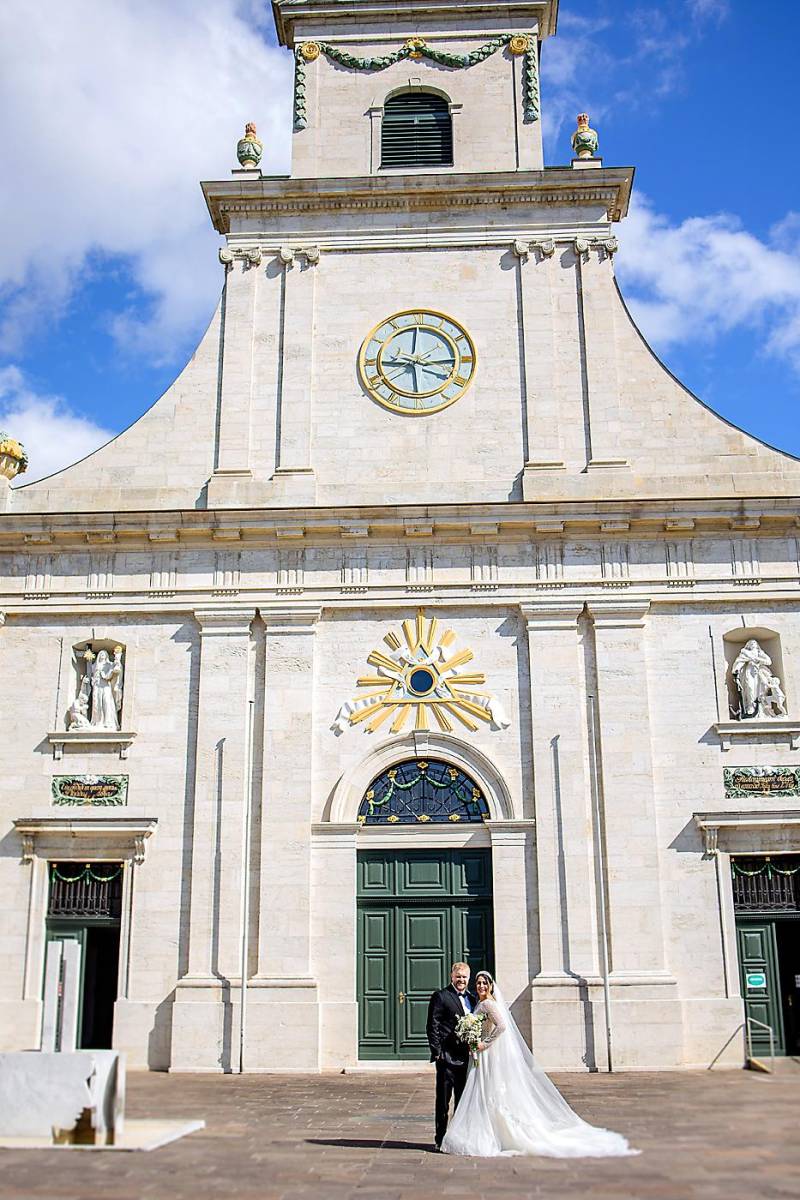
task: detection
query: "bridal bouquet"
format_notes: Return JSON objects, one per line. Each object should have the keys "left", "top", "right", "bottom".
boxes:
{"left": 455, "top": 1012, "right": 485, "bottom": 1063}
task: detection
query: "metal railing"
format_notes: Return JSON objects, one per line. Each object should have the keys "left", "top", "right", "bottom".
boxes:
{"left": 707, "top": 1016, "right": 776, "bottom": 1073}
{"left": 746, "top": 1016, "right": 776, "bottom": 1074}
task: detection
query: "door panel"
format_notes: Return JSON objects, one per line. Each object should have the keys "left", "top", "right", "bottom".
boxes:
{"left": 398, "top": 906, "right": 450, "bottom": 1058}
{"left": 357, "top": 849, "right": 494, "bottom": 1060}
{"left": 456, "top": 902, "right": 494, "bottom": 976}
{"left": 358, "top": 907, "right": 394, "bottom": 1056}
{"left": 452, "top": 852, "right": 493, "bottom": 898}
{"left": 736, "top": 919, "right": 785, "bottom": 1055}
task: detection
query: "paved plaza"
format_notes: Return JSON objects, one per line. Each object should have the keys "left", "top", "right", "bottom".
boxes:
{"left": 0, "top": 1068, "right": 797, "bottom": 1200}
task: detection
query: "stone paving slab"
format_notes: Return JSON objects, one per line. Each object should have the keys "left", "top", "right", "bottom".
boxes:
{"left": 0, "top": 1069, "right": 797, "bottom": 1200}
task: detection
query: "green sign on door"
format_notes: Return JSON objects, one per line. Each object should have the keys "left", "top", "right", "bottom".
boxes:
{"left": 357, "top": 849, "right": 494, "bottom": 1060}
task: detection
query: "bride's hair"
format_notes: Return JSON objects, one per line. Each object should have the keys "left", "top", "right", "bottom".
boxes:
{"left": 475, "top": 971, "right": 495, "bottom": 995}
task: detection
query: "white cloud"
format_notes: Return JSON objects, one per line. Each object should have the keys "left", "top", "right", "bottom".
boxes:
{"left": 617, "top": 197, "right": 800, "bottom": 371}
{"left": 0, "top": 366, "right": 114, "bottom": 484}
{"left": 541, "top": 2, "right": 729, "bottom": 156}
{"left": 0, "top": 0, "right": 293, "bottom": 363}
{"left": 686, "top": 0, "right": 730, "bottom": 25}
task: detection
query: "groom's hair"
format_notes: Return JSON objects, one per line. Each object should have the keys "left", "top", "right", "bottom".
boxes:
{"left": 451, "top": 961, "right": 469, "bottom": 973}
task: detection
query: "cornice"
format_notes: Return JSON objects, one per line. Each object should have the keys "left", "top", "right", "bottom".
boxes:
{"left": 1, "top": 497, "right": 798, "bottom": 549}
{"left": 202, "top": 166, "right": 634, "bottom": 233}
{"left": 272, "top": 0, "right": 559, "bottom": 47}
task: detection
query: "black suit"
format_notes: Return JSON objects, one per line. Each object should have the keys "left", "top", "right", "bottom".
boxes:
{"left": 426, "top": 984, "right": 478, "bottom": 1147}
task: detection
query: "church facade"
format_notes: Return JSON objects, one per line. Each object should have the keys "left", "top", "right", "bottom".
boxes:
{"left": 2, "top": 0, "right": 799, "bottom": 1073}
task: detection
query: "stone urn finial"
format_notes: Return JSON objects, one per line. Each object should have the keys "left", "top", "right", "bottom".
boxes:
{"left": 236, "top": 122, "right": 263, "bottom": 169}
{"left": 571, "top": 113, "right": 599, "bottom": 160}
{"left": 0, "top": 432, "right": 28, "bottom": 481}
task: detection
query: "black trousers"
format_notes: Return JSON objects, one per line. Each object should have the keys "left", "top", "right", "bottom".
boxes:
{"left": 434, "top": 1058, "right": 468, "bottom": 1147}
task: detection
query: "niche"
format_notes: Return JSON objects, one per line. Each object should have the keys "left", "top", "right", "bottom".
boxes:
{"left": 722, "top": 627, "right": 786, "bottom": 720}
{"left": 66, "top": 638, "right": 127, "bottom": 731}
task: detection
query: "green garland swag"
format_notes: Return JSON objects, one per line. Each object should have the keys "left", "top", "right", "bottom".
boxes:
{"left": 364, "top": 763, "right": 483, "bottom": 818}
{"left": 294, "top": 34, "right": 539, "bottom": 131}
{"left": 731, "top": 859, "right": 800, "bottom": 878}
{"left": 51, "top": 863, "right": 122, "bottom": 884}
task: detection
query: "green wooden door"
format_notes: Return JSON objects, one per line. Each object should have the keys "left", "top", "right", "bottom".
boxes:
{"left": 736, "top": 919, "right": 786, "bottom": 1055}
{"left": 357, "top": 849, "right": 494, "bottom": 1060}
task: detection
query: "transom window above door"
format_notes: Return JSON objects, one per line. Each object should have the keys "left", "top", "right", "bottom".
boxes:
{"left": 358, "top": 758, "right": 488, "bottom": 825}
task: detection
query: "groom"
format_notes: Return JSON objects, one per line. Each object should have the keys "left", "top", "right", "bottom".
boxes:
{"left": 426, "top": 961, "right": 477, "bottom": 1151}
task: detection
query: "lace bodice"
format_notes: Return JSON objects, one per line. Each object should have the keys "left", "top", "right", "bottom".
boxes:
{"left": 476, "top": 997, "right": 507, "bottom": 1047}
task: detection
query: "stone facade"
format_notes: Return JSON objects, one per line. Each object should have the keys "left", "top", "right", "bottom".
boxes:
{"left": 1, "top": 0, "right": 799, "bottom": 1072}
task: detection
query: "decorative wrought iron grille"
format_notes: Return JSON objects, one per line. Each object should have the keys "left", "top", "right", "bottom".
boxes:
{"left": 48, "top": 863, "right": 123, "bottom": 918}
{"left": 358, "top": 759, "right": 489, "bottom": 825}
{"left": 731, "top": 856, "right": 800, "bottom": 912}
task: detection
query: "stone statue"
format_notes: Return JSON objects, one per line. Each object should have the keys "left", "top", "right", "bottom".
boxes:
{"left": 67, "top": 646, "right": 124, "bottom": 731}
{"left": 66, "top": 676, "right": 92, "bottom": 729}
{"left": 731, "top": 638, "right": 786, "bottom": 719}
{"left": 88, "top": 647, "right": 124, "bottom": 729}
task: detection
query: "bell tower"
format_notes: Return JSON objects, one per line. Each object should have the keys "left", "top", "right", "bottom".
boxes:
{"left": 273, "top": 0, "right": 559, "bottom": 178}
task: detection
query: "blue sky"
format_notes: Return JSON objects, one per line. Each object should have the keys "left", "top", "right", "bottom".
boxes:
{"left": 0, "top": 0, "right": 798, "bottom": 481}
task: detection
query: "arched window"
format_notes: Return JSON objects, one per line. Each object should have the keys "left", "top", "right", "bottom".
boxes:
{"left": 381, "top": 92, "right": 453, "bottom": 169}
{"left": 357, "top": 758, "right": 488, "bottom": 825}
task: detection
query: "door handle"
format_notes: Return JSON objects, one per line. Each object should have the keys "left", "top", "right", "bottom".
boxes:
{"left": 398, "top": 991, "right": 405, "bottom": 1005}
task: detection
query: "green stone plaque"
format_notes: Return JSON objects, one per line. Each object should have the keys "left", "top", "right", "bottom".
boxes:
{"left": 723, "top": 766, "right": 800, "bottom": 799}
{"left": 51, "top": 775, "right": 128, "bottom": 806}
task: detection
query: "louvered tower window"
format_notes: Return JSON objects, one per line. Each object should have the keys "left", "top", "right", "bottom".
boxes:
{"left": 381, "top": 92, "right": 453, "bottom": 169}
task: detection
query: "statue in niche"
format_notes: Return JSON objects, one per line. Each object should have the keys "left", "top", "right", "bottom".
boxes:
{"left": 66, "top": 676, "right": 91, "bottom": 729}
{"left": 67, "top": 646, "right": 124, "bottom": 731}
{"left": 730, "top": 638, "right": 787, "bottom": 719}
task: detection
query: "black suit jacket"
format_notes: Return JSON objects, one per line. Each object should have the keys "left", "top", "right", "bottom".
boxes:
{"left": 426, "top": 985, "right": 479, "bottom": 1066}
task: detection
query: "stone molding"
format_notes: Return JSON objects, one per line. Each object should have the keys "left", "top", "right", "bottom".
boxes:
{"left": 586, "top": 598, "right": 650, "bottom": 628}
{"left": 14, "top": 815, "right": 157, "bottom": 864}
{"left": 326, "top": 730, "right": 515, "bottom": 823}
{"left": 203, "top": 166, "right": 634, "bottom": 233}
{"left": 46, "top": 730, "right": 137, "bottom": 761}
{"left": 193, "top": 605, "right": 257, "bottom": 636}
{"left": 261, "top": 602, "right": 322, "bottom": 632}
{"left": 712, "top": 719, "right": 800, "bottom": 752}
{"left": 694, "top": 809, "right": 800, "bottom": 855}
{"left": 5, "top": 500, "right": 798, "bottom": 548}
{"left": 519, "top": 598, "right": 583, "bottom": 629}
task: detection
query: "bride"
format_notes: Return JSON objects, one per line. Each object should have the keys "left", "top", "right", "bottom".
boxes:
{"left": 441, "top": 972, "right": 638, "bottom": 1158}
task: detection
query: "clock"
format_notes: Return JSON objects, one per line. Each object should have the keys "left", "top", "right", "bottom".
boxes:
{"left": 358, "top": 308, "right": 477, "bottom": 415}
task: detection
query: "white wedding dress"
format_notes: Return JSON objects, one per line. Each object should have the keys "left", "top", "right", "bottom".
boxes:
{"left": 441, "top": 986, "right": 637, "bottom": 1158}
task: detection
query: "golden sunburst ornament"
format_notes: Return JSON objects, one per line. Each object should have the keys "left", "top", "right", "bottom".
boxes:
{"left": 332, "top": 610, "right": 510, "bottom": 736}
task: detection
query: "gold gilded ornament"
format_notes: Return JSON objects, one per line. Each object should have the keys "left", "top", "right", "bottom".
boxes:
{"left": 300, "top": 40, "right": 321, "bottom": 61}
{"left": 405, "top": 37, "right": 426, "bottom": 59}
{"left": 333, "top": 609, "right": 510, "bottom": 735}
{"left": 509, "top": 34, "right": 530, "bottom": 54}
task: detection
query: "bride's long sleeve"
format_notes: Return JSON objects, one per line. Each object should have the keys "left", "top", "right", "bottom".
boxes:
{"left": 480, "top": 998, "right": 507, "bottom": 1046}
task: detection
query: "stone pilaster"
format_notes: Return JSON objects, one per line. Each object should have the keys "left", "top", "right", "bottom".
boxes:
{"left": 577, "top": 246, "right": 630, "bottom": 472}
{"left": 171, "top": 605, "right": 256, "bottom": 1072}
{"left": 207, "top": 257, "right": 258, "bottom": 505}
{"left": 517, "top": 244, "right": 565, "bottom": 477}
{"left": 246, "top": 603, "right": 321, "bottom": 1069}
{"left": 486, "top": 821, "right": 536, "bottom": 1036}
{"left": 587, "top": 598, "right": 680, "bottom": 1066}
{"left": 521, "top": 600, "right": 605, "bottom": 1067}
{"left": 311, "top": 822, "right": 360, "bottom": 1069}
{"left": 522, "top": 600, "right": 599, "bottom": 979}
{"left": 272, "top": 253, "right": 317, "bottom": 504}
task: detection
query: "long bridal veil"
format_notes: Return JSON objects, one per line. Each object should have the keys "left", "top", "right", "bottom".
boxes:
{"left": 442, "top": 982, "right": 638, "bottom": 1158}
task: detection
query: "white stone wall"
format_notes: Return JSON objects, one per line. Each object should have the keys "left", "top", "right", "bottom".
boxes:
{"left": 1, "top": 528, "right": 798, "bottom": 1069}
